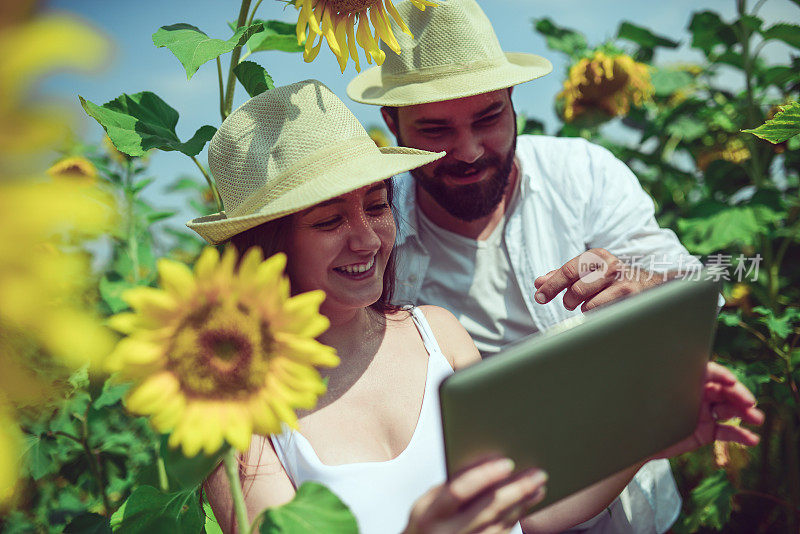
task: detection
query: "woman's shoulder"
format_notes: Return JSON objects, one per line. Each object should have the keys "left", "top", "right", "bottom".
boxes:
{"left": 414, "top": 305, "right": 481, "bottom": 370}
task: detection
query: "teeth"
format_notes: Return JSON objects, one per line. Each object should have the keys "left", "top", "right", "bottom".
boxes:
{"left": 338, "top": 258, "right": 374, "bottom": 274}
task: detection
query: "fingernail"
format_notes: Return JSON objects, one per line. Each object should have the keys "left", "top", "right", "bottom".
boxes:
{"left": 535, "top": 293, "right": 546, "bottom": 304}
{"left": 496, "top": 458, "right": 515, "bottom": 474}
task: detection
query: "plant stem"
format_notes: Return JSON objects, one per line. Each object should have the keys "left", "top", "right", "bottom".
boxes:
{"left": 223, "top": 0, "right": 254, "bottom": 120}
{"left": 217, "top": 57, "right": 226, "bottom": 119}
{"left": 191, "top": 156, "right": 223, "bottom": 213}
{"left": 80, "top": 409, "right": 112, "bottom": 515}
{"left": 736, "top": 0, "right": 767, "bottom": 188}
{"left": 124, "top": 160, "right": 140, "bottom": 284}
{"left": 247, "top": 0, "right": 266, "bottom": 26}
{"left": 736, "top": 489, "right": 800, "bottom": 516}
{"left": 223, "top": 449, "right": 251, "bottom": 534}
{"left": 156, "top": 447, "right": 169, "bottom": 492}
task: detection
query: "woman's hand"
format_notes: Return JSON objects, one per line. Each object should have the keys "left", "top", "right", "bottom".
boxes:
{"left": 403, "top": 457, "right": 547, "bottom": 534}
{"left": 655, "top": 361, "right": 765, "bottom": 459}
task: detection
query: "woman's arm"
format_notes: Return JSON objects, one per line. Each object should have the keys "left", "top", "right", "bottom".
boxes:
{"left": 204, "top": 436, "right": 296, "bottom": 534}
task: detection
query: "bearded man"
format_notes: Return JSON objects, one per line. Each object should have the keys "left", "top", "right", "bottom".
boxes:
{"left": 346, "top": 0, "right": 706, "bottom": 532}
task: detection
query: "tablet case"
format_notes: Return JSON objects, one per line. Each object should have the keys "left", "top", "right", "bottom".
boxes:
{"left": 438, "top": 277, "right": 721, "bottom": 510}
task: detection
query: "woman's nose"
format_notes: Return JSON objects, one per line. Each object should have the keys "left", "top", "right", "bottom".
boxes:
{"left": 348, "top": 214, "right": 382, "bottom": 252}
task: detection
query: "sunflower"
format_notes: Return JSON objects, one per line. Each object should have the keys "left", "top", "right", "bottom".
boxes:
{"left": 293, "top": 0, "right": 436, "bottom": 72}
{"left": 46, "top": 155, "right": 98, "bottom": 185}
{"left": 558, "top": 51, "right": 653, "bottom": 122}
{"left": 107, "top": 246, "right": 339, "bottom": 456}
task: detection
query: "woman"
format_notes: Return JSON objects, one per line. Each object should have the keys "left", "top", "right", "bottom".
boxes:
{"left": 193, "top": 80, "right": 763, "bottom": 534}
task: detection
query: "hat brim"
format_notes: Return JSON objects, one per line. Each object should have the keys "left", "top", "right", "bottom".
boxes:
{"left": 187, "top": 146, "right": 443, "bottom": 245}
{"left": 347, "top": 52, "right": 553, "bottom": 107}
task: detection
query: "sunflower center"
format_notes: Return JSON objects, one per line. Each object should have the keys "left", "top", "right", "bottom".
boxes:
{"left": 168, "top": 303, "right": 272, "bottom": 399}
{"left": 327, "top": 0, "right": 380, "bottom": 13}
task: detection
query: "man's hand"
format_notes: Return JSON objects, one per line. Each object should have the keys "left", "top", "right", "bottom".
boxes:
{"left": 533, "top": 249, "right": 664, "bottom": 312}
{"left": 654, "top": 362, "right": 764, "bottom": 460}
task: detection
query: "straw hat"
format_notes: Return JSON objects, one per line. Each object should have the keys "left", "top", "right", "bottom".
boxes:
{"left": 347, "top": 0, "right": 553, "bottom": 107}
{"left": 187, "top": 80, "right": 444, "bottom": 244}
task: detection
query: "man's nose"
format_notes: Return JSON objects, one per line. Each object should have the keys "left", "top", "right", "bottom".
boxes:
{"left": 450, "top": 129, "right": 484, "bottom": 164}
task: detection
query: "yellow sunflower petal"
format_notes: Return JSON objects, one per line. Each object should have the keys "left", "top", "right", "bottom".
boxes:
{"left": 384, "top": 0, "right": 412, "bottom": 36}
{"left": 224, "top": 405, "right": 253, "bottom": 451}
{"left": 370, "top": 7, "right": 400, "bottom": 55}
{"left": 123, "top": 286, "right": 175, "bottom": 319}
{"left": 275, "top": 333, "right": 340, "bottom": 367}
{"left": 334, "top": 17, "right": 349, "bottom": 72}
{"left": 125, "top": 372, "right": 179, "bottom": 414}
{"left": 158, "top": 258, "right": 196, "bottom": 298}
{"left": 249, "top": 397, "right": 281, "bottom": 435}
{"left": 345, "top": 13, "right": 361, "bottom": 71}
{"left": 108, "top": 312, "right": 138, "bottom": 334}
{"left": 194, "top": 246, "right": 220, "bottom": 280}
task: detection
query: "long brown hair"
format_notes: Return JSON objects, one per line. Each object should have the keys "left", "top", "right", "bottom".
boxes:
{"left": 227, "top": 179, "right": 402, "bottom": 316}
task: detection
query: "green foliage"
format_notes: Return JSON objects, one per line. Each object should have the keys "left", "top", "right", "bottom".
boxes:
{"left": 677, "top": 471, "right": 737, "bottom": 531}
{"left": 109, "top": 485, "right": 203, "bottom": 533}
{"left": 246, "top": 20, "right": 304, "bottom": 53}
{"left": 258, "top": 482, "right": 358, "bottom": 534}
{"left": 152, "top": 22, "right": 265, "bottom": 78}
{"left": 79, "top": 92, "right": 217, "bottom": 158}
{"left": 743, "top": 101, "right": 800, "bottom": 144}
{"left": 234, "top": 60, "right": 276, "bottom": 97}
{"left": 532, "top": 18, "right": 587, "bottom": 60}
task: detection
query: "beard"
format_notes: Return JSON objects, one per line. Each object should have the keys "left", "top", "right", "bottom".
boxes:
{"left": 408, "top": 135, "right": 517, "bottom": 222}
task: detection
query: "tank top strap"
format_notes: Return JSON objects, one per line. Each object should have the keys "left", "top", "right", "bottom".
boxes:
{"left": 407, "top": 306, "right": 445, "bottom": 357}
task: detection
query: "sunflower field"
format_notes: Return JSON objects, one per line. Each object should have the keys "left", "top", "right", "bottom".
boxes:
{"left": 1, "top": 0, "right": 799, "bottom": 533}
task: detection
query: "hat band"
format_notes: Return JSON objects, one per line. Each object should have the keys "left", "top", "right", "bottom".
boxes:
{"left": 381, "top": 55, "right": 508, "bottom": 85}
{"left": 226, "top": 136, "right": 380, "bottom": 219}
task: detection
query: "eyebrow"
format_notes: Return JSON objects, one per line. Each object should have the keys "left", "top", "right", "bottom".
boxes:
{"left": 300, "top": 183, "right": 386, "bottom": 213}
{"left": 413, "top": 101, "right": 505, "bottom": 127}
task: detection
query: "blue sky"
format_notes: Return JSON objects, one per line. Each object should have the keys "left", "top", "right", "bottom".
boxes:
{"left": 43, "top": 0, "right": 798, "bottom": 237}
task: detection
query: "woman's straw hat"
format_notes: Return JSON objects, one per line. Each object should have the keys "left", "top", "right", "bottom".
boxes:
{"left": 187, "top": 80, "right": 444, "bottom": 244}
{"left": 347, "top": 0, "right": 553, "bottom": 107}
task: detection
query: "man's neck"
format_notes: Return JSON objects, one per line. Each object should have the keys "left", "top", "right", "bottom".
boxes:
{"left": 416, "top": 157, "right": 520, "bottom": 241}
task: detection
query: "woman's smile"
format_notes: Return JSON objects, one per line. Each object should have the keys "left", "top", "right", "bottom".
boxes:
{"left": 333, "top": 256, "right": 376, "bottom": 281}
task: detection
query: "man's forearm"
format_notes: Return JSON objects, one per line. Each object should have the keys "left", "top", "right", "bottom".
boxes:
{"left": 518, "top": 461, "right": 644, "bottom": 534}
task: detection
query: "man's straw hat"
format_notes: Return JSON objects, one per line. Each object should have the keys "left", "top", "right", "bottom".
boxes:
{"left": 347, "top": 0, "right": 553, "bottom": 107}
{"left": 187, "top": 80, "right": 444, "bottom": 244}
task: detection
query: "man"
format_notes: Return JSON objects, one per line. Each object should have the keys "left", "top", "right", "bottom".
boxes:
{"left": 347, "top": 1, "right": 702, "bottom": 532}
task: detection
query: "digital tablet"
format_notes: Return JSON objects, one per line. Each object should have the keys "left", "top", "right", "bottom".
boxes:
{"left": 438, "top": 277, "right": 721, "bottom": 510}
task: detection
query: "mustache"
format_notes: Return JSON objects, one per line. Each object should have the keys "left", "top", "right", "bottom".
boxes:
{"left": 434, "top": 156, "right": 501, "bottom": 178}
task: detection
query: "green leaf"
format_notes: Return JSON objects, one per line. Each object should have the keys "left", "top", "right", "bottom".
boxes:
{"left": 152, "top": 22, "right": 265, "bottom": 79}
{"left": 93, "top": 378, "right": 132, "bottom": 409}
{"left": 759, "top": 65, "right": 799, "bottom": 88}
{"left": 64, "top": 513, "right": 111, "bottom": 534}
{"left": 743, "top": 101, "right": 800, "bottom": 144}
{"left": 617, "top": 21, "right": 679, "bottom": 50}
{"left": 651, "top": 68, "right": 694, "bottom": 97}
{"left": 99, "top": 275, "right": 137, "bottom": 313}
{"left": 677, "top": 200, "right": 780, "bottom": 255}
{"left": 233, "top": 60, "right": 275, "bottom": 98}
{"left": 204, "top": 501, "right": 224, "bottom": 534}
{"left": 80, "top": 92, "right": 217, "bottom": 157}
{"left": 532, "top": 18, "right": 587, "bottom": 59}
{"left": 683, "top": 471, "right": 736, "bottom": 530}
{"left": 21, "top": 434, "right": 57, "bottom": 481}
{"left": 258, "top": 482, "right": 358, "bottom": 533}
{"left": 247, "top": 20, "right": 304, "bottom": 53}
{"left": 132, "top": 177, "right": 156, "bottom": 195}
{"left": 688, "top": 11, "right": 736, "bottom": 54}
{"left": 160, "top": 435, "right": 228, "bottom": 492}
{"left": 111, "top": 486, "right": 203, "bottom": 534}
{"left": 761, "top": 23, "right": 800, "bottom": 50}
{"left": 753, "top": 307, "right": 800, "bottom": 339}
{"left": 665, "top": 116, "right": 706, "bottom": 141}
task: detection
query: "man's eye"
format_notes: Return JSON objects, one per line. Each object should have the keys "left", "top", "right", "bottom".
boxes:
{"left": 476, "top": 113, "right": 501, "bottom": 125}
{"left": 419, "top": 127, "right": 449, "bottom": 136}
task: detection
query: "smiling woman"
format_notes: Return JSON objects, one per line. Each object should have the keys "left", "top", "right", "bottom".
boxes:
{"left": 194, "top": 80, "right": 555, "bottom": 533}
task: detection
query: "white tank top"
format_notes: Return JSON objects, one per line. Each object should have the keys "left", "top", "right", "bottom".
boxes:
{"left": 269, "top": 307, "right": 523, "bottom": 533}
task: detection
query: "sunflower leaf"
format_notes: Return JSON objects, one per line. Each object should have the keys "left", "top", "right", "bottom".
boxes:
{"left": 761, "top": 23, "right": 800, "bottom": 50}
{"left": 688, "top": 11, "right": 737, "bottom": 55}
{"left": 617, "top": 21, "right": 679, "bottom": 50}
{"left": 532, "top": 18, "right": 587, "bottom": 59}
{"left": 110, "top": 485, "right": 202, "bottom": 533}
{"left": 258, "top": 482, "right": 358, "bottom": 533}
{"left": 234, "top": 60, "right": 275, "bottom": 98}
{"left": 79, "top": 92, "right": 216, "bottom": 157}
{"left": 152, "top": 22, "right": 265, "bottom": 79}
{"left": 742, "top": 101, "right": 800, "bottom": 144}
{"left": 247, "top": 19, "right": 304, "bottom": 53}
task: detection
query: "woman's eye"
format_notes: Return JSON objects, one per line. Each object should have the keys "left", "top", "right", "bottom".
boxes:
{"left": 367, "top": 202, "right": 390, "bottom": 214}
{"left": 312, "top": 217, "right": 341, "bottom": 229}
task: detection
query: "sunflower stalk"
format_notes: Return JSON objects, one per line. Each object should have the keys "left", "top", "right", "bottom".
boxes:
{"left": 224, "top": 448, "right": 252, "bottom": 534}
{"left": 123, "top": 159, "right": 140, "bottom": 284}
{"left": 223, "top": 0, "right": 253, "bottom": 120}
{"left": 191, "top": 155, "right": 223, "bottom": 213}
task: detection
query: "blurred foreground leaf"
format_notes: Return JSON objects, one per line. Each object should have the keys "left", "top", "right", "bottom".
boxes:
{"left": 258, "top": 482, "right": 357, "bottom": 533}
